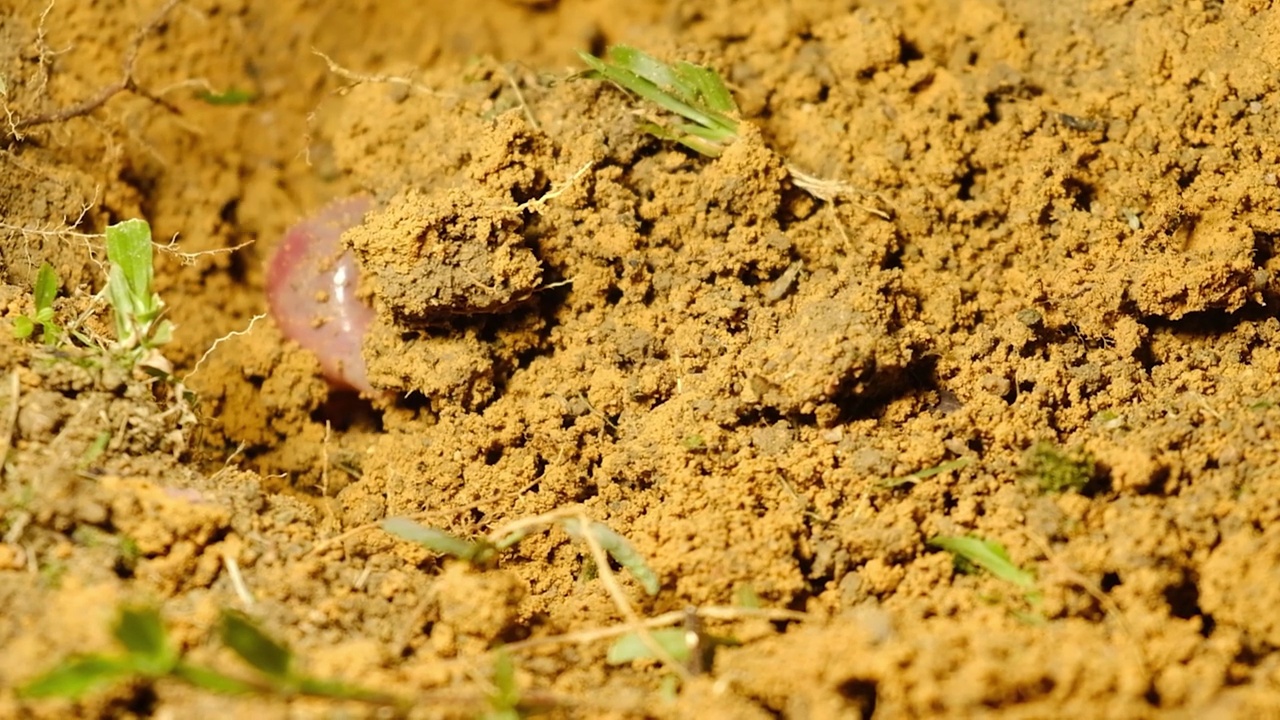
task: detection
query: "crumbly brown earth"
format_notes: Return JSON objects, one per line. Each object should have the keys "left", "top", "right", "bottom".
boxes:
{"left": 2, "top": 0, "right": 1280, "bottom": 717}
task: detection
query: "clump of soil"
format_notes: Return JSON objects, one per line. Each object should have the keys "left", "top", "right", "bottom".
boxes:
{"left": 3, "top": 0, "right": 1280, "bottom": 718}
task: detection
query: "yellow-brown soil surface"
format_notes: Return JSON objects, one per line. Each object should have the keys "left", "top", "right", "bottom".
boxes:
{"left": 2, "top": 0, "right": 1280, "bottom": 717}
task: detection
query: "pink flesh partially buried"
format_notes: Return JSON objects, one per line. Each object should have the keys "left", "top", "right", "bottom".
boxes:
{"left": 265, "top": 195, "right": 376, "bottom": 393}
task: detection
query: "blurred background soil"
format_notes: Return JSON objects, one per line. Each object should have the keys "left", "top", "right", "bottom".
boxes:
{"left": 2, "top": 0, "right": 1280, "bottom": 717}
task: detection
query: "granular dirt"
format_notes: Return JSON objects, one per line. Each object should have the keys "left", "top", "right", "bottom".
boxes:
{"left": 2, "top": 0, "right": 1280, "bottom": 717}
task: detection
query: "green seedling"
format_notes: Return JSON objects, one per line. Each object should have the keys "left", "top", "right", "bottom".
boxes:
{"left": 105, "top": 218, "right": 173, "bottom": 355}
{"left": 21, "top": 605, "right": 189, "bottom": 699}
{"left": 607, "top": 628, "right": 691, "bottom": 665}
{"left": 12, "top": 220, "right": 180, "bottom": 371}
{"left": 216, "top": 612, "right": 390, "bottom": 700}
{"left": 38, "top": 560, "right": 68, "bottom": 588}
{"left": 79, "top": 430, "right": 111, "bottom": 469}
{"left": 578, "top": 45, "right": 886, "bottom": 210}
{"left": 67, "top": 526, "right": 138, "bottom": 573}
{"left": 560, "top": 517, "right": 660, "bottom": 596}
{"left": 1091, "top": 409, "right": 1126, "bottom": 431}
{"left": 1023, "top": 442, "right": 1099, "bottom": 494}
{"left": 117, "top": 536, "right": 141, "bottom": 574}
{"left": 880, "top": 457, "right": 973, "bottom": 488}
{"left": 578, "top": 45, "right": 740, "bottom": 157}
{"left": 929, "top": 535, "right": 1039, "bottom": 600}
{"left": 681, "top": 434, "right": 707, "bottom": 452}
{"left": 383, "top": 512, "right": 660, "bottom": 596}
{"left": 12, "top": 262, "right": 63, "bottom": 344}
{"left": 606, "top": 627, "right": 739, "bottom": 668}
{"left": 381, "top": 516, "right": 501, "bottom": 567}
{"left": 20, "top": 606, "right": 396, "bottom": 706}
{"left": 482, "top": 650, "right": 522, "bottom": 720}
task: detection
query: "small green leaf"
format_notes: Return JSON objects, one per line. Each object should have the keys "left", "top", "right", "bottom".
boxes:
{"left": 218, "top": 611, "right": 293, "bottom": 680}
{"left": 562, "top": 519, "right": 660, "bottom": 596}
{"left": 608, "top": 46, "right": 680, "bottom": 92}
{"left": 381, "top": 517, "right": 498, "bottom": 565}
{"left": 117, "top": 535, "right": 141, "bottom": 571}
{"left": 913, "top": 457, "right": 973, "bottom": 479}
{"left": 33, "top": 262, "right": 58, "bottom": 310}
{"left": 112, "top": 606, "right": 174, "bottom": 673}
{"left": 106, "top": 219, "right": 155, "bottom": 306}
{"left": 881, "top": 457, "right": 974, "bottom": 488}
{"left": 487, "top": 649, "right": 520, "bottom": 713}
{"left": 18, "top": 655, "right": 136, "bottom": 699}
{"left": 12, "top": 315, "right": 35, "bottom": 339}
{"left": 493, "top": 528, "right": 530, "bottom": 551}
{"left": 79, "top": 431, "right": 111, "bottom": 469}
{"left": 929, "top": 535, "right": 1037, "bottom": 592}
{"left": 606, "top": 629, "right": 691, "bottom": 664}
{"left": 681, "top": 434, "right": 706, "bottom": 451}
{"left": 674, "top": 61, "right": 737, "bottom": 113}
{"left": 149, "top": 319, "right": 174, "bottom": 346}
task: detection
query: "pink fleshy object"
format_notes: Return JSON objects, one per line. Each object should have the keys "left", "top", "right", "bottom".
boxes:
{"left": 266, "top": 196, "right": 376, "bottom": 393}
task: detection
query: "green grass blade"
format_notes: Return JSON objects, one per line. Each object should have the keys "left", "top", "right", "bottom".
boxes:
{"left": 487, "top": 649, "right": 521, "bottom": 713}
{"left": 613, "top": 48, "right": 737, "bottom": 115}
{"left": 562, "top": 519, "right": 660, "bottom": 595}
{"left": 18, "top": 655, "right": 136, "bottom": 699}
{"left": 881, "top": 457, "right": 974, "bottom": 488}
{"left": 929, "top": 535, "right": 1037, "bottom": 591}
{"left": 674, "top": 61, "right": 737, "bottom": 113}
{"left": 674, "top": 121, "right": 736, "bottom": 143}
{"left": 218, "top": 611, "right": 293, "bottom": 680}
{"left": 639, "top": 122, "right": 723, "bottom": 157}
{"left": 381, "top": 517, "right": 497, "bottom": 565}
{"left": 579, "top": 45, "right": 742, "bottom": 158}
{"left": 578, "top": 51, "right": 723, "bottom": 134}
{"left": 607, "top": 46, "right": 683, "bottom": 96}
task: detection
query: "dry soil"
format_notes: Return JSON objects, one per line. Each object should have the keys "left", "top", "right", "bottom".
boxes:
{"left": 2, "top": 0, "right": 1280, "bottom": 718}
